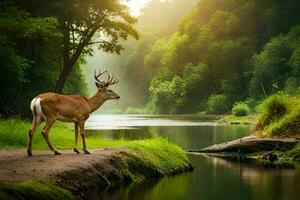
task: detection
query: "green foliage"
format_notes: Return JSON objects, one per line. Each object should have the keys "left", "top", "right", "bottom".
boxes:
{"left": 127, "top": 138, "right": 190, "bottom": 174}
{"left": 257, "top": 94, "right": 289, "bottom": 129}
{"left": 232, "top": 102, "right": 250, "bottom": 116}
{"left": 264, "top": 104, "right": 300, "bottom": 136}
{"left": 255, "top": 94, "right": 300, "bottom": 136}
{"left": 149, "top": 63, "right": 210, "bottom": 113}
{"left": 118, "top": 0, "right": 300, "bottom": 114}
{"left": 0, "top": 3, "right": 88, "bottom": 117}
{"left": 0, "top": 179, "right": 74, "bottom": 200}
{"left": 206, "top": 94, "right": 230, "bottom": 114}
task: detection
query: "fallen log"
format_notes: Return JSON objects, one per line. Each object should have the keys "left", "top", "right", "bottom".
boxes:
{"left": 188, "top": 136, "right": 299, "bottom": 153}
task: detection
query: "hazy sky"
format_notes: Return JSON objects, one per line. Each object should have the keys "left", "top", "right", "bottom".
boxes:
{"left": 122, "top": 0, "right": 171, "bottom": 16}
{"left": 122, "top": 0, "right": 150, "bottom": 16}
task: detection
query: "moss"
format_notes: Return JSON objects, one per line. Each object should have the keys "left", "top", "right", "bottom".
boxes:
{"left": 0, "top": 179, "right": 74, "bottom": 200}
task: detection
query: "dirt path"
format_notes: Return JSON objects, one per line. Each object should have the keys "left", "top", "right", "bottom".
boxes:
{"left": 0, "top": 148, "right": 120, "bottom": 181}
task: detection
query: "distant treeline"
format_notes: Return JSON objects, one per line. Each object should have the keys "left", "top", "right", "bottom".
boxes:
{"left": 117, "top": 0, "right": 300, "bottom": 114}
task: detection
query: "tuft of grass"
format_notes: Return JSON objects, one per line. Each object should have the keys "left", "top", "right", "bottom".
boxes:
{"left": 256, "top": 94, "right": 290, "bottom": 129}
{"left": 0, "top": 118, "right": 128, "bottom": 150}
{"left": 127, "top": 138, "right": 190, "bottom": 174}
{"left": 232, "top": 102, "right": 250, "bottom": 117}
{"left": 263, "top": 103, "right": 300, "bottom": 136}
{"left": 255, "top": 94, "right": 300, "bottom": 136}
{"left": 0, "top": 179, "right": 74, "bottom": 200}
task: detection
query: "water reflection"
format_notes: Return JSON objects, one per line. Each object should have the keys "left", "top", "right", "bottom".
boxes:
{"left": 100, "top": 155, "right": 300, "bottom": 200}
{"left": 85, "top": 115, "right": 300, "bottom": 200}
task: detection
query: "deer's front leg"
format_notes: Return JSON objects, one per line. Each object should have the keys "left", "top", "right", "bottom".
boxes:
{"left": 79, "top": 121, "right": 90, "bottom": 154}
{"left": 73, "top": 122, "right": 80, "bottom": 154}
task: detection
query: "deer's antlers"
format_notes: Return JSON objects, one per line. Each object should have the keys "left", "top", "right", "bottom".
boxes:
{"left": 94, "top": 69, "right": 107, "bottom": 84}
{"left": 94, "top": 68, "right": 119, "bottom": 87}
{"left": 106, "top": 73, "right": 119, "bottom": 86}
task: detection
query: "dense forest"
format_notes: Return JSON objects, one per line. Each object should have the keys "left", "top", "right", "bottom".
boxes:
{"left": 99, "top": 0, "right": 300, "bottom": 114}
{"left": 0, "top": 0, "right": 138, "bottom": 117}
{"left": 2, "top": 0, "right": 300, "bottom": 116}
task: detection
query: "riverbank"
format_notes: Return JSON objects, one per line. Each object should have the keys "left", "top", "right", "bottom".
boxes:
{"left": 0, "top": 138, "right": 193, "bottom": 200}
{"left": 218, "top": 114, "right": 257, "bottom": 125}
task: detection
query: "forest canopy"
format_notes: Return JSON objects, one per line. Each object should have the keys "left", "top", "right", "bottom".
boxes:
{"left": 2, "top": 0, "right": 300, "bottom": 116}
{"left": 106, "top": 0, "right": 300, "bottom": 114}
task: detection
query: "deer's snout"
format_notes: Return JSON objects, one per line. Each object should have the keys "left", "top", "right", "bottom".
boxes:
{"left": 116, "top": 96, "right": 120, "bottom": 99}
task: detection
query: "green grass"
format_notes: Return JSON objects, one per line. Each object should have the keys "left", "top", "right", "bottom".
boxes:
{"left": 0, "top": 118, "right": 128, "bottom": 150}
{"left": 127, "top": 138, "right": 190, "bottom": 174}
{"left": 232, "top": 102, "right": 251, "bottom": 117}
{"left": 0, "top": 179, "right": 74, "bottom": 200}
{"left": 219, "top": 114, "right": 257, "bottom": 125}
{"left": 255, "top": 94, "right": 300, "bottom": 137}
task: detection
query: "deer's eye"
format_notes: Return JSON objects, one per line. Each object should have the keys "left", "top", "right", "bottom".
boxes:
{"left": 108, "top": 90, "right": 112, "bottom": 92}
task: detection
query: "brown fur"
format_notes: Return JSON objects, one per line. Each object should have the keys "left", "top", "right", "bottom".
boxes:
{"left": 27, "top": 87, "right": 120, "bottom": 156}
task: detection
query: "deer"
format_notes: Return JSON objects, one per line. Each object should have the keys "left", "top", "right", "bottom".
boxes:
{"left": 27, "top": 69, "right": 120, "bottom": 156}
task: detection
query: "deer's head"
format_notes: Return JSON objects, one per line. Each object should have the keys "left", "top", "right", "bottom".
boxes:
{"left": 94, "top": 69, "right": 120, "bottom": 100}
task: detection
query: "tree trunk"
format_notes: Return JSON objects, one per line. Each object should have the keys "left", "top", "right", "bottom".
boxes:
{"left": 54, "top": 26, "right": 98, "bottom": 93}
{"left": 55, "top": 62, "right": 73, "bottom": 93}
{"left": 188, "top": 136, "right": 299, "bottom": 153}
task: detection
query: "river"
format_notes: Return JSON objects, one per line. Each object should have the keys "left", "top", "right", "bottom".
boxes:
{"left": 85, "top": 115, "right": 300, "bottom": 200}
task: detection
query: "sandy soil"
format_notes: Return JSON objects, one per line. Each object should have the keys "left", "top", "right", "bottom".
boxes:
{"left": 0, "top": 148, "right": 120, "bottom": 181}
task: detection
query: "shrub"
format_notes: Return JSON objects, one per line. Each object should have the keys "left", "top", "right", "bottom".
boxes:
{"left": 232, "top": 102, "right": 250, "bottom": 116}
{"left": 206, "top": 94, "right": 230, "bottom": 114}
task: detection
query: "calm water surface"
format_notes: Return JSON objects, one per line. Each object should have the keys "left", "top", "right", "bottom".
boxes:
{"left": 85, "top": 115, "right": 300, "bottom": 200}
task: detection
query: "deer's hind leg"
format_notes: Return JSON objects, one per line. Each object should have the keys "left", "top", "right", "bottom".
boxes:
{"left": 41, "top": 119, "right": 61, "bottom": 155}
{"left": 73, "top": 122, "right": 80, "bottom": 154}
{"left": 27, "top": 115, "right": 42, "bottom": 156}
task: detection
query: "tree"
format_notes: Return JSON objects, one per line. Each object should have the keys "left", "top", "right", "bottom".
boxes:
{"left": 0, "top": 2, "right": 62, "bottom": 116}
{"left": 16, "top": 0, "right": 139, "bottom": 93}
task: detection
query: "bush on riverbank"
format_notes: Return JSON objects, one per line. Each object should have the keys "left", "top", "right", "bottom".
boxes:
{"left": 256, "top": 94, "right": 300, "bottom": 136}
{"left": 232, "top": 102, "right": 250, "bottom": 116}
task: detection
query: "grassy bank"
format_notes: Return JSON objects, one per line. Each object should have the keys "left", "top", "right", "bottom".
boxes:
{"left": 0, "top": 179, "right": 73, "bottom": 200}
{"left": 0, "top": 138, "right": 192, "bottom": 200}
{"left": 218, "top": 114, "right": 257, "bottom": 125}
{"left": 255, "top": 94, "right": 300, "bottom": 137}
{"left": 0, "top": 119, "right": 128, "bottom": 150}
